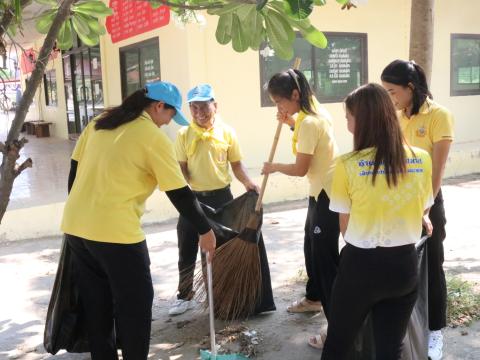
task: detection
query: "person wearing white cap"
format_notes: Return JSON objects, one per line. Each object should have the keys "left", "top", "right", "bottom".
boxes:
{"left": 169, "top": 83, "right": 258, "bottom": 316}
{"left": 61, "top": 81, "right": 216, "bottom": 360}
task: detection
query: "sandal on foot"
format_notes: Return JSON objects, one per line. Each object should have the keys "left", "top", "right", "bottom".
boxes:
{"left": 287, "top": 297, "right": 323, "bottom": 313}
{"left": 308, "top": 334, "right": 326, "bottom": 350}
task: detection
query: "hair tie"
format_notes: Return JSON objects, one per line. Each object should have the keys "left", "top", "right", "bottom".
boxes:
{"left": 287, "top": 69, "right": 301, "bottom": 94}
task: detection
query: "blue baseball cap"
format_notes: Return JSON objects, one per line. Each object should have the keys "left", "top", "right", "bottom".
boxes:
{"left": 145, "top": 81, "right": 189, "bottom": 126}
{"left": 187, "top": 84, "right": 215, "bottom": 103}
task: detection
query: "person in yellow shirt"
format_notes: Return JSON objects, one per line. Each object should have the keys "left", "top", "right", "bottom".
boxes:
{"left": 311, "top": 83, "right": 433, "bottom": 359}
{"left": 382, "top": 60, "right": 454, "bottom": 360}
{"left": 61, "top": 81, "right": 216, "bottom": 360}
{"left": 170, "top": 84, "right": 258, "bottom": 316}
{"left": 261, "top": 69, "right": 340, "bottom": 318}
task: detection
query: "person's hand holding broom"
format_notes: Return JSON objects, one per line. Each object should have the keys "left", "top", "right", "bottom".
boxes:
{"left": 199, "top": 229, "right": 217, "bottom": 263}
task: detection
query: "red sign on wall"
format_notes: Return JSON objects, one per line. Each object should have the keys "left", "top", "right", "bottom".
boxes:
{"left": 105, "top": 0, "right": 170, "bottom": 44}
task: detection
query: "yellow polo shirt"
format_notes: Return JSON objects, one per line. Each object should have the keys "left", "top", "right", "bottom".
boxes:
{"left": 295, "top": 107, "right": 339, "bottom": 198}
{"left": 61, "top": 112, "right": 187, "bottom": 244}
{"left": 400, "top": 98, "right": 454, "bottom": 156}
{"left": 175, "top": 117, "right": 242, "bottom": 191}
{"left": 330, "top": 146, "right": 434, "bottom": 249}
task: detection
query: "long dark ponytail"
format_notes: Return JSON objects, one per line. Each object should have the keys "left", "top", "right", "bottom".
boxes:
{"left": 345, "top": 83, "right": 407, "bottom": 187}
{"left": 267, "top": 69, "right": 317, "bottom": 115}
{"left": 95, "top": 89, "right": 157, "bottom": 130}
{"left": 381, "top": 59, "right": 432, "bottom": 116}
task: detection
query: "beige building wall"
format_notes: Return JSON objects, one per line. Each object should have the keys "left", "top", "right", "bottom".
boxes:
{"left": 431, "top": 0, "right": 480, "bottom": 176}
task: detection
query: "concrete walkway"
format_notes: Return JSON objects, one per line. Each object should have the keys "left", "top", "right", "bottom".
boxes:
{"left": 0, "top": 174, "right": 479, "bottom": 359}
{"left": 0, "top": 111, "right": 75, "bottom": 211}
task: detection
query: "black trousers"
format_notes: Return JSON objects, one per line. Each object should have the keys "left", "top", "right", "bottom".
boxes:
{"left": 304, "top": 190, "right": 340, "bottom": 318}
{"left": 426, "top": 190, "right": 447, "bottom": 330}
{"left": 66, "top": 234, "right": 153, "bottom": 360}
{"left": 322, "top": 243, "right": 419, "bottom": 360}
{"left": 176, "top": 186, "right": 233, "bottom": 300}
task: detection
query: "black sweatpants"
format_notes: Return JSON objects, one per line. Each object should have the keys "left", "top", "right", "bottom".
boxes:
{"left": 176, "top": 186, "right": 233, "bottom": 300}
{"left": 66, "top": 234, "right": 153, "bottom": 360}
{"left": 426, "top": 189, "right": 447, "bottom": 330}
{"left": 322, "top": 243, "right": 419, "bottom": 360}
{"left": 304, "top": 190, "right": 340, "bottom": 318}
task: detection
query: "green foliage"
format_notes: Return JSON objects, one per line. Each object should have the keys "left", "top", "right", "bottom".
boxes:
{"left": 207, "top": 0, "right": 334, "bottom": 59}
{"left": 26, "top": 0, "right": 348, "bottom": 58}
{"left": 447, "top": 274, "right": 480, "bottom": 327}
{"left": 33, "top": 0, "right": 112, "bottom": 50}
{"left": 284, "top": 0, "right": 314, "bottom": 20}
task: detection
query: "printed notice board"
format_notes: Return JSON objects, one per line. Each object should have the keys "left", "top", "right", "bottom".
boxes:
{"left": 106, "top": 0, "right": 170, "bottom": 43}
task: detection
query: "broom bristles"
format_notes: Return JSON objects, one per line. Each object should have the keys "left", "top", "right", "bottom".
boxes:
{"left": 191, "top": 236, "right": 262, "bottom": 320}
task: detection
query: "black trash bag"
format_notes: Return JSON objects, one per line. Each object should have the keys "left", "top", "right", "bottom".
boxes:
{"left": 349, "top": 237, "right": 429, "bottom": 360}
{"left": 200, "top": 191, "right": 276, "bottom": 314}
{"left": 401, "top": 238, "right": 429, "bottom": 360}
{"left": 43, "top": 237, "right": 89, "bottom": 354}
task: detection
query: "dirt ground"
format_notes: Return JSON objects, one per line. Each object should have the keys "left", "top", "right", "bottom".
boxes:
{"left": 1, "top": 174, "right": 479, "bottom": 359}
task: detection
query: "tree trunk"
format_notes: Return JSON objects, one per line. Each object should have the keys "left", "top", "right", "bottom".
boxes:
{"left": 0, "top": 0, "right": 77, "bottom": 223}
{"left": 409, "top": 0, "right": 435, "bottom": 86}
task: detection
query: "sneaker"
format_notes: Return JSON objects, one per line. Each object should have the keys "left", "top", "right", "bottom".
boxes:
{"left": 428, "top": 330, "right": 443, "bottom": 360}
{"left": 168, "top": 299, "right": 197, "bottom": 316}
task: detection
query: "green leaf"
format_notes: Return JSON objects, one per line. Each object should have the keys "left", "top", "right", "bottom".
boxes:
{"left": 313, "top": 0, "right": 326, "bottom": 5}
{"left": 79, "top": 13, "right": 106, "bottom": 36}
{"left": 215, "top": 13, "right": 233, "bottom": 45}
{"left": 269, "top": 1, "right": 327, "bottom": 48}
{"left": 73, "top": 1, "right": 113, "bottom": 17}
{"left": 35, "top": 9, "right": 56, "bottom": 34}
{"left": 71, "top": 13, "right": 91, "bottom": 36}
{"left": 14, "top": 0, "right": 21, "bottom": 20}
{"left": 231, "top": 14, "right": 249, "bottom": 52}
{"left": 57, "top": 19, "right": 73, "bottom": 50}
{"left": 77, "top": 31, "right": 99, "bottom": 47}
{"left": 266, "top": 9, "right": 295, "bottom": 43}
{"left": 256, "top": 0, "right": 268, "bottom": 11}
{"left": 269, "top": 1, "right": 309, "bottom": 28}
{"left": 235, "top": 4, "right": 256, "bottom": 22}
{"left": 284, "top": 0, "right": 313, "bottom": 20}
{"left": 248, "top": 11, "right": 264, "bottom": 50}
{"left": 265, "top": 10, "right": 294, "bottom": 59}
{"left": 299, "top": 25, "right": 327, "bottom": 48}
{"left": 207, "top": 2, "right": 244, "bottom": 16}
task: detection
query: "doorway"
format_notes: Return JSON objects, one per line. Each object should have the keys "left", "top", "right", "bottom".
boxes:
{"left": 63, "top": 45, "right": 104, "bottom": 136}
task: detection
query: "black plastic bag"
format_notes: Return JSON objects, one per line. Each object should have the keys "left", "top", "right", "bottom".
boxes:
{"left": 43, "top": 237, "right": 89, "bottom": 354}
{"left": 351, "top": 237, "right": 429, "bottom": 360}
{"left": 200, "top": 191, "right": 276, "bottom": 314}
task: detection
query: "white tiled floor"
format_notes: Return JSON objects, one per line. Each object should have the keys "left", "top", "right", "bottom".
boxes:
{"left": 0, "top": 111, "right": 75, "bottom": 210}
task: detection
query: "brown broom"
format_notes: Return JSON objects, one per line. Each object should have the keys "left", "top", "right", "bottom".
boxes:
{"left": 190, "top": 58, "right": 302, "bottom": 320}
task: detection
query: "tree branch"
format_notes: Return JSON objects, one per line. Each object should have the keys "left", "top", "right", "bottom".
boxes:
{"left": 161, "top": 0, "right": 224, "bottom": 10}
{"left": 15, "top": 157, "right": 33, "bottom": 177}
{"left": 129, "top": 0, "right": 257, "bottom": 11}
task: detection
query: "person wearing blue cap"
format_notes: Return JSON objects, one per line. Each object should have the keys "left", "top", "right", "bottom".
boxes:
{"left": 169, "top": 83, "right": 258, "bottom": 316}
{"left": 60, "top": 81, "right": 216, "bottom": 360}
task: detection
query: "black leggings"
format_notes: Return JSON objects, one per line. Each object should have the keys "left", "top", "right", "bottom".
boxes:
{"left": 176, "top": 187, "right": 233, "bottom": 300}
{"left": 66, "top": 235, "right": 153, "bottom": 360}
{"left": 322, "top": 243, "right": 419, "bottom": 360}
{"left": 426, "top": 190, "right": 447, "bottom": 330}
{"left": 304, "top": 190, "right": 340, "bottom": 318}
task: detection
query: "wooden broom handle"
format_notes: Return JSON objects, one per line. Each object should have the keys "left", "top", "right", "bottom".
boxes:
{"left": 255, "top": 57, "right": 302, "bottom": 212}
